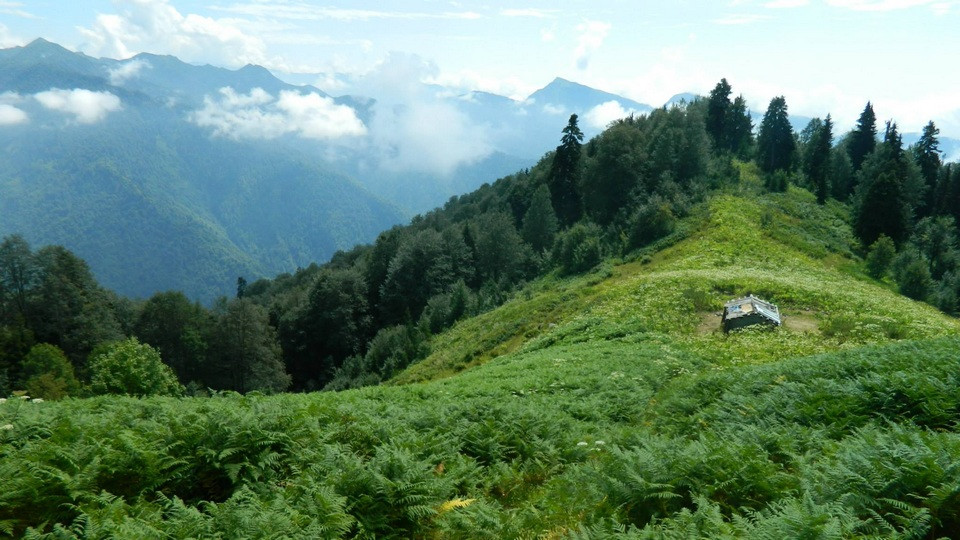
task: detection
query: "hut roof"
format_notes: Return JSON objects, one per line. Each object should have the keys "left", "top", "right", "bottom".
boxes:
{"left": 722, "top": 294, "right": 781, "bottom": 329}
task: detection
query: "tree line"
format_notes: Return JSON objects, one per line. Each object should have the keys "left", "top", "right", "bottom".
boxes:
{"left": 3, "top": 78, "right": 959, "bottom": 397}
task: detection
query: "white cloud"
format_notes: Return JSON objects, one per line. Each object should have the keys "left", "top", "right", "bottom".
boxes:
{"left": 542, "top": 103, "right": 567, "bottom": 115}
{"left": 500, "top": 8, "right": 557, "bottom": 18}
{"left": 425, "top": 69, "right": 537, "bottom": 102}
{"left": 826, "top": 0, "right": 938, "bottom": 10}
{"left": 212, "top": 3, "right": 482, "bottom": 21}
{"left": 0, "top": 22, "right": 24, "bottom": 47}
{"left": 763, "top": 0, "right": 810, "bottom": 7}
{"left": 191, "top": 87, "right": 366, "bottom": 140}
{"left": 78, "top": 0, "right": 269, "bottom": 68}
{"left": 108, "top": 58, "right": 150, "bottom": 85}
{"left": 0, "top": 1, "right": 37, "bottom": 19}
{"left": 931, "top": 2, "right": 953, "bottom": 14}
{"left": 0, "top": 104, "right": 28, "bottom": 125}
{"left": 584, "top": 100, "right": 642, "bottom": 129}
{"left": 574, "top": 20, "right": 611, "bottom": 70}
{"left": 346, "top": 53, "right": 494, "bottom": 176}
{"left": 34, "top": 89, "right": 122, "bottom": 123}
{"left": 714, "top": 14, "right": 772, "bottom": 24}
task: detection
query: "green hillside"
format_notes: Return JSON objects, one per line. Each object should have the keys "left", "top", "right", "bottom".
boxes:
{"left": 398, "top": 168, "right": 958, "bottom": 384}
{"left": 3, "top": 175, "right": 959, "bottom": 537}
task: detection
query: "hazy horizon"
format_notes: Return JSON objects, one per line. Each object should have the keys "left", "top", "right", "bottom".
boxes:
{"left": 1, "top": 0, "right": 958, "bottom": 137}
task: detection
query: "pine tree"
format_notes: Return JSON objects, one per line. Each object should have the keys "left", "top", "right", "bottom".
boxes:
{"left": 847, "top": 102, "right": 877, "bottom": 172}
{"left": 756, "top": 96, "right": 797, "bottom": 175}
{"left": 549, "top": 114, "right": 584, "bottom": 226}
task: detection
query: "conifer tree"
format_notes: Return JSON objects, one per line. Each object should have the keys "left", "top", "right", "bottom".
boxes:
{"left": 705, "top": 79, "right": 752, "bottom": 157}
{"left": 549, "top": 114, "right": 584, "bottom": 226}
{"left": 852, "top": 122, "right": 912, "bottom": 247}
{"left": 725, "top": 95, "right": 753, "bottom": 158}
{"left": 913, "top": 120, "right": 942, "bottom": 217}
{"left": 804, "top": 115, "right": 833, "bottom": 204}
{"left": 756, "top": 96, "right": 796, "bottom": 174}
{"left": 705, "top": 78, "right": 732, "bottom": 149}
{"left": 847, "top": 102, "right": 877, "bottom": 172}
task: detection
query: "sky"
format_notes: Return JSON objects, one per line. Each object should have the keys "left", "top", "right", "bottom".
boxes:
{"left": 1, "top": 0, "right": 959, "bottom": 136}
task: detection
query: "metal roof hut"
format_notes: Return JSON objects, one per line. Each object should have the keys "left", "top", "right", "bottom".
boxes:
{"left": 722, "top": 294, "right": 781, "bottom": 332}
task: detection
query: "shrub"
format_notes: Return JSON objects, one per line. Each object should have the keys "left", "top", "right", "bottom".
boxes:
{"left": 19, "top": 343, "right": 79, "bottom": 400}
{"left": 865, "top": 234, "right": 895, "bottom": 279}
{"left": 553, "top": 222, "right": 604, "bottom": 275}
{"left": 88, "top": 338, "right": 184, "bottom": 397}
{"left": 898, "top": 260, "right": 933, "bottom": 301}
{"left": 628, "top": 196, "right": 677, "bottom": 249}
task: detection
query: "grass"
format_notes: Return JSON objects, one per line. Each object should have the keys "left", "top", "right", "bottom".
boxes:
{"left": 3, "top": 186, "right": 960, "bottom": 538}
{"left": 398, "top": 187, "right": 958, "bottom": 384}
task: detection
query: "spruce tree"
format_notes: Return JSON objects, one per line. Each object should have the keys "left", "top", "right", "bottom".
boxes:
{"left": 803, "top": 115, "right": 833, "bottom": 204}
{"left": 852, "top": 123, "right": 912, "bottom": 247}
{"left": 725, "top": 95, "right": 753, "bottom": 158}
{"left": 847, "top": 102, "right": 877, "bottom": 172}
{"left": 756, "top": 96, "right": 797, "bottom": 175}
{"left": 549, "top": 114, "right": 584, "bottom": 226}
{"left": 913, "top": 120, "right": 942, "bottom": 217}
{"left": 705, "top": 78, "right": 732, "bottom": 149}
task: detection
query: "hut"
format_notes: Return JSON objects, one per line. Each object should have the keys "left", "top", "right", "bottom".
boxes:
{"left": 721, "top": 294, "right": 781, "bottom": 332}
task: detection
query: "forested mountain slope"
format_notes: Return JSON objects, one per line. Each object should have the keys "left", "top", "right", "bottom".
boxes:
{"left": 0, "top": 40, "right": 403, "bottom": 301}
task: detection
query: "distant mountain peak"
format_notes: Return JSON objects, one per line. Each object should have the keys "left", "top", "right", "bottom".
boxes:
{"left": 527, "top": 76, "right": 652, "bottom": 115}
{"left": 21, "top": 37, "right": 75, "bottom": 57}
{"left": 665, "top": 92, "right": 699, "bottom": 107}
{"left": 239, "top": 63, "right": 271, "bottom": 74}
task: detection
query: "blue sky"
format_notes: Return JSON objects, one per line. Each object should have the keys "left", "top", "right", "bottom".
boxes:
{"left": 2, "top": 0, "right": 959, "bottom": 135}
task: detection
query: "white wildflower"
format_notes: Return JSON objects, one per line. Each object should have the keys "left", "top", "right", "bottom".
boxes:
{"left": 18, "top": 395, "right": 29, "bottom": 400}
{"left": 0, "top": 398, "right": 6, "bottom": 404}
{"left": 595, "top": 440, "right": 606, "bottom": 445}
{"left": 31, "top": 398, "right": 44, "bottom": 403}
{"left": 577, "top": 441, "right": 588, "bottom": 447}
{"left": 1, "top": 424, "right": 12, "bottom": 430}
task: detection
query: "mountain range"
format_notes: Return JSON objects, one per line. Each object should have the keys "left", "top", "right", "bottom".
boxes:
{"left": 0, "top": 39, "right": 403, "bottom": 302}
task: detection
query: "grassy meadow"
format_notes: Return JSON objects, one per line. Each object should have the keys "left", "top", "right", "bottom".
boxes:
{"left": 3, "top": 180, "right": 960, "bottom": 538}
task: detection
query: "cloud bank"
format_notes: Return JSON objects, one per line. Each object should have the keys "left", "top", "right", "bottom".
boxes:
{"left": 584, "top": 100, "right": 643, "bottom": 129}
{"left": 78, "top": 0, "right": 268, "bottom": 68}
{"left": 34, "top": 89, "right": 122, "bottom": 123}
{"left": 0, "top": 103, "right": 27, "bottom": 125}
{"left": 347, "top": 53, "right": 494, "bottom": 176}
{"left": 574, "top": 20, "right": 611, "bottom": 70}
{"left": 191, "top": 87, "right": 366, "bottom": 140}
{"left": 109, "top": 58, "right": 150, "bottom": 85}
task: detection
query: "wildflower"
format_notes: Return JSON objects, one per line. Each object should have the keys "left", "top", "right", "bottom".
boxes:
{"left": 1, "top": 424, "right": 12, "bottom": 430}
{"left": 19, "top": 395, "right": 29, "bottom": 400}
{"left": 577, "top": 441, "right": 588, "bottom": 447}
{"left": 31, "top": 398, "right": 44, "bottom": 403}
{"left": 0, "top": 398, "right": 6, "bottom": 404}
{"left": 595, "top": 440, "right": 606, "bottom": 445}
